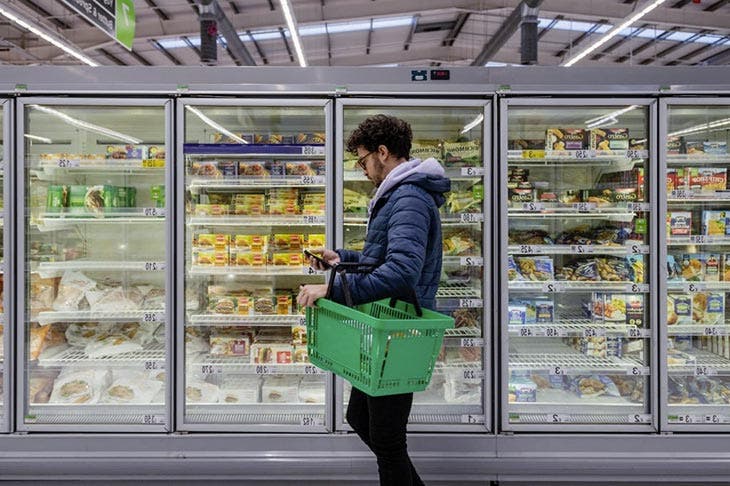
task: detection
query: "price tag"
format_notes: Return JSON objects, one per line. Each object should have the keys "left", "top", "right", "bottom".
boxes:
{"left": 572, "top": 202, "right": 597, "bottom": 212}
{"left": 517, "top": 245, "right": 537, "bottom": 254}
{"left": 461, "top": 338, "right": 484, "bottom": 347}
{"left": 704, "top": 414, "right": 726, "bottom": 424}
{"left": 704, "top": 327, "right": 726, "bottom": 336}
{"left": 629, "top": 414, "right": 652, "bottom": 424}
{"left": 460, "top": 167, "right": 484, "bottom": 177}
{"left": 549, "top": 365, "right": 568, "bottom": 376}
{"left": 142, "top": 414, "right": 165, "bottom": 425}
{"left": 297, "top": 316, "right": 307, "bottom": 326}
{"left": 627, "top": 327, "right": 650, "bottom": 338}
{"left": 200, "top": 364, "right": 223, "bottom": 375}
{"left": 684, "top": 282, "right": 707, "bottom": 293}
{"left": 458, "top": 298, "right": 483, "bottom": 308}
{"left": 517, "top": 327, "right": 534, "bottom": 337}
{"left": 551, "top": 413, "right": 570, "bottom": 423}
{"left": 695, "top": 365, "right": 718, "bottom": 376}
{"left": 460, "top": 213, "right": 484, "bottom": 223}
{"left": 144, "top": 360, "right": 164, "bottom": 371}
{"left": 572, "top": 150, "right": 596, "bottom": 160}
{"left": 570, "top": 244, "right": 594, "bottom": 255}
{"left": 57, "top": 158, "right": 80, "bottom": 168}
{"left": 521, "top": 150, "right": 546, "bottom": 159}
{"left": 670, "top": 414, "right": 704, "bottom": 424}
{"left": 521, "top": 202, "right": 544, "bottom": 212}
{"left": 462, "top": 369, "right": 483, "bottom": 380}
{"left": 301, "top": 146, "right": 325, "bottom": 156}
{"left": 255, "top": 365, "right": 277, "bottom": 375}
{"left": 583, "top": 328, "right": 606, "bottom": 338}
{"left": 626, "top": 284, "right": 649, "bottom": 293}
{"left": 299, "top": 175, "right": 325, "bottom": 185}
{"left": 625, "top": 149, "right": 648, "bottom": 159}
{"left": 143, "top": 312, "right": 164, "bottom": 322}
{"left": 302, "top": 266, "right": 323, "bottom": 275}
{"left": 461, "top": 414, "right": 486, "bottom": 424}
{"left": 627, "top": 366, "right": 650, "bottom": 376}
{"left": 303, "top": 365, "right": 321, "bottom": 374}
{"left": 460, "top": 257, "right": 484, "bottom": 267}
{"left": 301, "top": 215, "right": 325, "bottom": 225}
{"left": 541, "top": 282, "right": 563, "bottom": 293}
{"left": 690, "top": 235, "right": 713, "bottom": 244}
{"left": 626, "top": 244, "right": 650, "bottom": 255}
{"left": 143, "top": 261, "right": 165, "bottom": 271}
{"left": 671, "top": 189, "right": 690, "bottom": 199}
{"left": 543, "top": 327, "right": 563, "bottom": 338}
{"left": 626, "top": 202, "right": 650, "bottom": 212}
{"left": 143, "top": 207, "right": 166, "bottom": 217}
{"left": 300, "top": 416, "right": 323, "bottom": 426}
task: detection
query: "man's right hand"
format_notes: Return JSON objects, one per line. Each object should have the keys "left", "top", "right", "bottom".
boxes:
{"left": 308, "top": 248, "right": 340, "bottom": 270}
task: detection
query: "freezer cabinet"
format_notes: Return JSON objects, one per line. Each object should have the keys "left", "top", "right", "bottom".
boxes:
{"left": 336, "top": 98, "right": 491, "bottom": 432}
{"left": 177, "top": 99, "right": 333, "bottom": 432}
{"left": 0, "top": 100, "right": 10, "bottom": 433}
{"left": 500, "top": 98, "right": 658, "bottom": 431}
{"left": 18, "top": 99, "right": 172, "bottom": 431}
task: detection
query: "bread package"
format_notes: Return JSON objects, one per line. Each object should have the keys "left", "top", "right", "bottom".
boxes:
{"left": 261, "top": 376, "right": 299, "bottom": 403}
{"left": 102, "top": 371, "right": 163, "bottom": 404}
{"left": 49, "top": 368, "right": 111, "bottom": 404}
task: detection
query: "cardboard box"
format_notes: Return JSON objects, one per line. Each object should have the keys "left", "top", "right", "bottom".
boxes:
{"left": 689, "top": 167, "right": 727, "bottom": 192}
{"left": 546, "top": 128, "right": 587, "bottom": 151}
{"left": 668, "top": 212, "right": 692, "bottom": 236}
{"left": 702, "top": 211, "right": 729, "bottom": 235}
{"left": 591, "top": 128, "right": 630, "bottom": 152}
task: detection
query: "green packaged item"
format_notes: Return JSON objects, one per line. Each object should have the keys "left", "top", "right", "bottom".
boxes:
{"left": 102, "top": 185, "right": 117, "bottom": 212}
{"left": 150, "top": 185, "right": 165, "bottom": 208}
{"left": 68, "top": 185, "right": 87, "bottom": 214}
{"left": 46, "top": 185, "right": 67, "bottom": 212}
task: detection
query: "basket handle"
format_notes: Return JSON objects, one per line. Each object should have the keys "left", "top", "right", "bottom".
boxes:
{"left": 325, "top": 262, "right": 423, "bottom": 317}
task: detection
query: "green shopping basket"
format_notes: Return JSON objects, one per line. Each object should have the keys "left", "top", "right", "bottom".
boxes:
{"left": 306, "top": 262, "right": 454, "bottom": 396}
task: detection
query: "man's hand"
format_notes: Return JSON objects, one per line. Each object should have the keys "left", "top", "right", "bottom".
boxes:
{"left": 297, "top": 284, "right": 328, "bottom": 308}
{"left": 307, "top": 248, "right": 340, "bottom": 271}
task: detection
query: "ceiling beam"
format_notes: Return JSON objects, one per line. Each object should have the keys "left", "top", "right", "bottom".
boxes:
{"left": 615, "top": 26, "right": 681, "bottom": 63}
{"left": 442, "top": 12, "right": 469, "bottom": 46}
{"left": 555, "top": 19, "right": 608, "bottom": 58}
{"left": 704, "top": 0, "right": 729, "bottom": 12}
{"left": 278, "top": 26, "right": 294, "bottom": 63}
{"left": 403, "top": 15, "right": 418, "bottom": 51}
{"left": 15, "top": 0, "right": 73, "bottom": 30}
{"left": 181, "top": 35, "right": 200, "bottom": 57}
{"left": 700, "top": 46, "right": 730, "bottom": 64}
{"left": 311, "top": 45, "right": 471, "bottom": 67}
{"left": 638, "top": 29, "right": 713, "bottom": 64}
{"left": 537, "top": 15, "right": 562, "bottom": 40}
{"left": 671, "top": 0, "right": 692, "bottom": 6}
{"left": 664, "top": 35, "right": 729, "bottom": 65}
{"left": 590, "top": 23, "right": 650, "bottom": 61}
{"left": 96, "top": 47, "right": 127, "bottom": 65}
{"left": 228, "top": 2, "right": 240, "bottom": 15}
{"left": 366, "top": 19, "right": 373, "bottom": 55}
{"left": 246, "top": 30, "right": 268, "bottom": 64}
{"left": 150, "top": 39, "right": 182, "bottom": 65}
{"left": 128, "top": 50, "right": 152, "bottom": 66}
{"left": 144, "top": 0, "right": 171, "bottom": 21}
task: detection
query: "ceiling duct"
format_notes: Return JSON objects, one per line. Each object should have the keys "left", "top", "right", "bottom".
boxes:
{"left": 198, "top": 0, "right": 218, "bottom": 65}
{"left": 521, "top": 0, "right": 541, "bottom": 65}
{"left": 197, "top": 0, "right": 256, "bottom": 66}
{"left": 471, "top": 0, "right": 543, "bottom": 66}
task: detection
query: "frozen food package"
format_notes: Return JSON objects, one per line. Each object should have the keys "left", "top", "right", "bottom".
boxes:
{"left": 190, "top": 161, "right": 221, "bottom": 178}
{"left": 285, "top": 161, "right": 316, "bottom": 176}
{"left": 251, "top": 343, "right": 292, "bottom": 364}
{"left": 298, "top": 376, "right": 325, "bottom": 403}
{"left": 186, "top": 380, "right": 221, "bottom": 404}
{"left": 30, "top": 277, "right": 59, "bottom": 314}
{"left": 220, "top": 377, "right": 261, "bottom": 404}
{"left": 238, "top": 161, "right": 270, "bottom": 177}
{"left": 117, "top": 322, "right": 156, "bottom": 346}
{"left": 293, "top": 345, "right": 309, "bottom": 363}
{"left": 702, "top": 211, "right": 729, "bottom": 235}
{"left": 89, "top": 286, "right": 144, "bottom": 312}
{"left": 29, "top": 373, "right": 56, "bottom": 404}
{"left": 689, "top": 167, "right": 727, "bottom": 192}
{"left": 443, "top": 140, "right": 481, "bottom": 167}
{"left": 508, "top": 378, "right": 537, "bottom": 403}
{"left": 444, "top": 369, "right": 482, "bottom": 404}
{"left": 53, "top": 271, "right": 97, "bottom": 311}
{"left": 84, "top": 334, "right": 143, "bottom": 358}
{"left": 29, "top": 324, "right": 51, "bottom": 360}
{"left": 546, "top": 128, "right": 587, "bottom": 151}
{"left": 185, "top": 327, "right": 210, "bottom": 354}
{"left": 102, "top": 371, "right": 163, "bottom": 404}
{"left": 410, "top": 141, "right": 443, "bottom": 161}
{"left": 141, "top": 287, "right": 166, "bottom": 308}
{"left": 590, "top": 127, "right": 629, "bottom": 152}
{"left": 261, "top": 376, "right": 299, "bottom": 403}
{"left": 569, "top": 375, "right": 621, "bottom": 398}
{"left": 49, "top": 368, "right": 111, "bottom": 404}
{"left": 209, "top": 331, "right": 250, "bottom": 356}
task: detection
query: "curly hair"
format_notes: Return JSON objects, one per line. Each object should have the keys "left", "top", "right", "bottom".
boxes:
{"left": 346, "top": 114, "right": 412, "bottom": 160}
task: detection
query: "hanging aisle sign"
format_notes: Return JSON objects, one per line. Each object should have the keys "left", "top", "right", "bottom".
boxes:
{"left": 61, "top": 0, "right": 136, "bottom": 51}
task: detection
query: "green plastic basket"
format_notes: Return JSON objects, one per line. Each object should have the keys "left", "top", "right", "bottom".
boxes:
{"left": 306, "top": 297, "right": 454, "bottom": 397}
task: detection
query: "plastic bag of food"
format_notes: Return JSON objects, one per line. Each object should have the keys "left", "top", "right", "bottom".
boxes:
{"left": 90, "top": 286, "right": 144, "bottom": 312}
{"left": 261, "top": 376, "right": 299, "bottom": 403}
{"left": 569, "top": 375, "right": 621, "bottom": 398}
{"left": 29, "top": 324, "right": 51, "bottom": 360}
{"left": 153, "top": 323, "right": 165, "bottom": 345}
{"left": 298, "top": 376, "right": 325, "bottom": 404}
{"left": 29, "top": 373, "right": 56, "bottom": 404}
{"left": 65, "top": 322, "right": 114, "bottom": 347}
{"left": 116, "top": 322, "right": 156, "bottom": 346}
{"left": 53, "top": 271, "right": 97, "bottom": 311}
{"left": 185, "top": 327, "right": 209, "bottom": 354}
{"left": 185, "top": 380, "right": 220, "bottom": 404}
{"left": 219, "top": 377, "right": 260, "bottom": 404}
{"left": 49, "top": 368, "right": 110, "bottom": 404}
{"left": 84, "top": 334, "right": 143, "bottom": 358}
{"left": 141, "top": 287, "right": 166, "bottom": 309}
{"left": 102, "top": 371, "right": 163, "bottom": 404}
{"left": 30, "top": 277, "right": 58, "bottom": 314}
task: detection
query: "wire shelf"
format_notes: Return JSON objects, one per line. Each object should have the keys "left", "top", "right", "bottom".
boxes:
{"left": 26, "top": 404, "right": 166, "bottom": 425}
{"left": 444, "top": 327, "right": 482, "bottom": 338}
{"left": 187, "top": 314, "right": 305, "bottom": 326}
{"left": 436, "top": 287, "right": 481, "bottom": 299}
{"left": 36, "top": 309, "right": 166, "bottom": 325}
{"left": 38, "top": 343, "right": 166, "bottom": 368}
{"left": 188, "top": 177, "right": 324, "bottom": 190}
{"left": 187, "top": 215, "right": 325, "bottom": 226}
{"left": 36, "top": 260, "right": 165, "bottom": 276}
{"left": 668, "top": 349, "right": 730, "bottom": 376}
{"left": 509, "top": 281, "right": 648, "bottom": 293}
{"left": 668, "top": 324, "right": 730, "bottom": 336}
{"left": 189, "top": 356, "right": 322, "bottom": 375}
{"left": 507, "top": 244, "right": 644, "bottom": 256}
{"left": 509, "top": 321, "right": 649, "bottom": 338}
{"left": 509, "top": 341, "right": 647, "bottom": 375}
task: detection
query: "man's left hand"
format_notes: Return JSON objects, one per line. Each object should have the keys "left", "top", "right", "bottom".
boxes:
{"left": 297, "top": 284, "right": 328, "bottom": 308}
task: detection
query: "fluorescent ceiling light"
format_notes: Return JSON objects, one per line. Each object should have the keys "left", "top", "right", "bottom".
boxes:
{"left": 185, "top": 106, "right": 247, "bottom": 144}
{"left": 562, "top": 0, "right": 669, "bottom": 66}
{"left": 585, "top": 105, "right": 640, "bottom": 129}
{"left": 24, "top": 134, "right": 53, "bottom": 144}
{"left": 278, "top": 0, "right": 307, "bottom": 67}
{"left": 29, "top": 105, "right": 141, "bottom": 144}
{"left": 460, "top": 114, "right": 484, "bottom": 135}
{"left": 0, "top": 5, "right": 99, "bottom": 66}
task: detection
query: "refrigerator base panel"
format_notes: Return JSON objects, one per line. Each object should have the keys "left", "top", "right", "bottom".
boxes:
{"left": 26, "top": 404, "right": 166, "bottom": 425}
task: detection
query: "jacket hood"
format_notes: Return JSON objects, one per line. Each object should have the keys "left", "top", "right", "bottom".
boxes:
{"left": 368, "top": 158, "right": 451, "bottom": 213}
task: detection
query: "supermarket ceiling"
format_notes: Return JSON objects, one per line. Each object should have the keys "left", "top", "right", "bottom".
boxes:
{"left": 0, "top": 0, "right": 729, "bottom": 68}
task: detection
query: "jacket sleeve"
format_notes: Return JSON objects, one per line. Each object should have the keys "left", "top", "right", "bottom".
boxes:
{"left": 330, "top": 187, "right": 430, "bottom": 306}
{"left": 335, "top": 249, "right": 362, "bottom": 263}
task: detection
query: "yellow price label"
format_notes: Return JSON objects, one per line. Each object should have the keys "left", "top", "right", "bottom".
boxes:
{"left": 521, "top": 150, "right": 545, "bottom": 159}
{"left": 142, "top": 158, "right": 165, "bottom": 168}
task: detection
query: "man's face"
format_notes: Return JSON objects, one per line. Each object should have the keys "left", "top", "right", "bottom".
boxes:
{"left": 356, "top": 146, "right": 385, "bottom": 187}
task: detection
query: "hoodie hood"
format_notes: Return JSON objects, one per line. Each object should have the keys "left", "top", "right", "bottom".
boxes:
{"left": 367, "top": 157, "right": 451, "bottom": 214}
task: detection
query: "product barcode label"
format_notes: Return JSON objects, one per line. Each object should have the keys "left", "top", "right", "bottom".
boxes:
{"left": 629, "top": 414, "right": 652, "bottom": 424}
{"left": 625, "top": 150, "right": 648, "bottom": 159}
{"left": 684, "top": 283, "right": 707, "bottom": 293}
{"left": 301, "top": 215, "right": 325, "bottom": 225}
{"left": 458, "top": 298, "right": 483, "bottom": 308}
{"left": 301, "top": 146, "right": 325, "bottom": 156}
{"left": 460, "top": 167, "right": 484, "bottom": 177}
{"left": 143, "top": 207, "right": 166, "bottom": 217}
{"left": 200, "top": 365, "right": 223, "bottom": 375}
{"left": 460, "top": 213, "right": 484, "bottom": 223}
{"left": 57, "top": 158, "right": 80, "bottom": 168}
{"left": 570, "top": 244, "right": 595, "bottom": 254}
{"left": 299, "top": 175, "right": 325, "bottom": 185}
{"left": 521, "top": 202, "right": 544, "bottom": 212}
{"left": 255, "top": 365, "right": 277, "bottom": 375}
{"left": 572, "top": 202, "right": 597, "bottom": 212}
{"left": 572, "top": 150, "right": 596, "bottom": 159}
{"left": 142, "top": 414, "right": 165, "bottom": 425}
{"left": 300, "top": 416, "right": 323, "bottom": 426}
{"left": 460, "top": 338, "right": 484, "bottom": 347}
{"left": 143, "top": 261, "right": 165, "bottom": 271}
{"left": 460, "top": 257, "right": 483, "bottom": 267}
{"left": 303, "top": 365, "right": 321, "bottom": 374}
{"left": 627, "top": 366, "right": 650, "bottom": 376}
{"left": 461, "top": 414, "right": 485, "bottom": 424}
{"left": 142, "top": 312, "right": 164, "bottom": 322}
{"left": 695, "top": 365, "right": 718, "bottom": 376}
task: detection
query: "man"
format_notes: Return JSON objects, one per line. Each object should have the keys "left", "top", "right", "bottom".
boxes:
{"left": 297, "top": 114, "right": 451, "bottom": 486}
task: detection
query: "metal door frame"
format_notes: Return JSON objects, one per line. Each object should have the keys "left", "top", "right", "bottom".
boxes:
{"left": 1, "top": 99, "right": 12, "bottom": 433}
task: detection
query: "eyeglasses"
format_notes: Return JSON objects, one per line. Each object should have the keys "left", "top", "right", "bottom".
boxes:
{"left": 356, "top": 151, "right": 374, "bottom": 170}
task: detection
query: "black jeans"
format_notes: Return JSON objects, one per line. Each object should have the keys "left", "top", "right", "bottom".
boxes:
{"left": 346, "top": 386, "right": 424, "bottom": 486}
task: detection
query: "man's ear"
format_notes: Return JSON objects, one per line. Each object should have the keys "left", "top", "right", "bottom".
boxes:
{"left": 377, "top": 144, "right": 389, "bottom": 161}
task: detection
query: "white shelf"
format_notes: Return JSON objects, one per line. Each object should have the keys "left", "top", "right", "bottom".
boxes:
{"left": 25, "top": 404, "right": 166, "bottom": 425}
{"left": 189, "top": 356, "right": 322, "bottom": 375}
{"left": 666, "top": 281, "right": 730, "bottom": 292}
{"left": 187, "top": 314, "right": 304, "bottom": 326}
{"left": 188, "top": 265, "right": 324, "bottom": 277}
{"left": 35, "top": 309, "right": 165, "bottom": 325}
{"left": 35, "top": 211, "right": 164, "bottom": 231}
{"left": 668, "top": 324, "right": 730, "bottom": 336}
{"left": 35, "top": 260, "right": 165, "bottom": 277}
{"left": 344, "top": 168, "right": 482, "bottom": 182}
{"left": 667, "top": 154, "right": 730, "bottom": 165}
{"left": 668, "top": 349, "right": 730, "bottom": 376}
{"left": 508, "top": 244, "right": 647, "bottom": 256}
{"left": 184, "top": 405, "right": 325, "bottom": 426}
{"left": 668, "top": 236, "right": 730, "bottom": 246}
{"left": 187, "top": 215, "right": 325, "bottom": 226}
{"left": 508, "top": 150, "right": 647, "bottom": 164}
{"left": 509, "top": 281, "right": 648, "bottom": 293}
{"left": 668, "top": 196, "right": 730, "bottom": 203}
{"left": 188, "top": 177, "right": 324, "bottom": 190}
{"left": 509, "top": 322, "right": 649, "bottom": 338}
{"left": 346, "top": 214, "right": 484, "bottom": 226}
{"left": 508, "top": 204, "right": 642, "bottom": 217}
{"left": 436, "top": 287, "right": 481, "bottom": 299}
{"left": 37, "top": 343, "right": 166, "bottom": 368}
{"left": 509, "top": 341, "right": 648, "bottom": 375}
{"left": 33, "top": 162, "right": 164, "bottom": 179}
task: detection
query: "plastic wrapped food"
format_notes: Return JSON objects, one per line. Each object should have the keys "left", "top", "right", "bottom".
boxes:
{"left": 49, "top": 368, "right": 111, "bottom": 404}
{"left": 89, "top": 287, "right": 144, "bottom": 312}
{"left": 29, "top": 374, "right": 56, "bottom": 404}
{"left": 30, "top": 277, "right": 58, "bottom": 314}
{"left": 261, "top": 376, "right": 299, "bottom": 403}
{"left": 65, "top": 322, "right": 114, "bottom": 347}
{"left": 84, "top": 334, "right": 143, "bottom": 358}
{"left": 102, "top": 371, "right": 163, "bottom": 404}
{"left": 186, "top": 380, "right": 221, "bottom": 403}
{"left": 444, "top": 369, "right": 481, "bottom": 404}
{"left": 53, "top": 271, "right": 97, "bottom": 311}
{"left": 298, "top": 376, "right": 325, "bottom": 404}
{"left": 220, "top": 377, "right": 260, "bottom": 404}
{"left": 141, "top": 287, "right": 166, "bottom": 309}
{"left": 568, "top": 375, "right": 621, "bottom": 398}
{"left": 29, "top": 324, "right": 51, "bottom": 360}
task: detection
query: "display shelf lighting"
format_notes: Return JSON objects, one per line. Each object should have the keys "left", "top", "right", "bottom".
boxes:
{"left": 585, "top": 105, "right": 640, "bottom": 129}
{"left": 185, "top": 106, "right": 248, "bottom": 144}
{"left": 562, "top": 0, "right": 668, "bottom": 67}
{"left": 0, "top": 4, "right": 99, "bottom": 67}
{"left": 24, "top": 134, "right": 53, "bottom": 144}
{"left": 460, "top": 114, "right": 484, "bottom": 135}
{"left": 278, "top": 0, "right": 308, "bottom": 67}
{"left": 29, "top": 105, "right": 141, "bottom": 144}
{"left": 669, "top": 117, "right": 730, "bottom": 138}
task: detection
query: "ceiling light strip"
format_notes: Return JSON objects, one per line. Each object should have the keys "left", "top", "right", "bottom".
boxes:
{"left": 185, "top": 106, "right": 248, "bottom": 144}
{"left": 30, "top": 105, "right": 141, "bottom": 144}
{"left": 0, "top": 5, "right": 99, "bottom": 66}
{"left": 562, "top": 0, "right": 669, "bottom": 67}
{"left": 278, "top": 0, "right": 307, "bottom": 66}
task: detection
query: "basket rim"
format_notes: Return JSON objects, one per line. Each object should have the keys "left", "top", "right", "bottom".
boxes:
{"left": 312, "top": 297, "right": 454, "bottom": 331}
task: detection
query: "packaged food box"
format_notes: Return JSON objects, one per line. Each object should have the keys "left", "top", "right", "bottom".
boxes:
{"left": 507, "top": 256, "right": 526, "bottom": 281}
{"left": 508, "top": 378, "right": 537, "bottom": 402}
{"left": 515, "top": 256, "right": 554, "bottom": 281}
{"left": 292, "top": 324, "right": 307, "bottom": 345}
{"left": 231, "top": 250, "right": 266, "bottom": 267}
{"left": 702, "top": 210, "right": 729, "bottom": 235}
{"left": 276, "top": 294, "right": 293, "bottom": 315}
{"left": 723, "top": 253, "right": 730, "bottom": 281}
{"left": 508, "top": 304, "right": 527, "bottom": 325}
{"left": 668, "top": 212, "right": 692, "bottom": 236}
{"left": 273, "top": 234, "right": 304, "bottom": 251}
{"left": 591, "top": 127, "right": 629, "bottom": 152}
{"left": 699, "top": 292, "right": 725, "bottom": 325}
{"left": 237, "top": 296, "right": 253, "bottom": 315}
{"left": 194, "top": 204, "right": 229, "bottom": 216}
{"left": 210, "top": 333, "right": 250, "bottom": 356}
{"left": 253, "top": 295, "right": 275, "bottom": 315}
{"left": 295, "top": 133, "right": 326, "bottom": 144}
{"left": 285, "top": 162, "right": 316, "bottom": 176}
{"left": 679, "top": 253, "right": 705, "bottom": 281}
{"left": 706, "top": 254, "right": 721, "bottom": 281}
{"left": 197, "top": 233, "right": 230, "bottom": 249}
{"left": 208, "top": 295, "right": 237, "bottom": 314}
{"left": 46, "top": 185, "right": 68, "bottom": 212}
{"left": 546, "top": 128, "right": 587, "bottom": 151}
{"left": 443, "top": 140, "right": 481, "bottom": 167}
{"left": 667, "top": 294, "right": 692, "bottom": 325}
{"left": 293, "top": 345, "right": 309, "bottom": 363}
{"left": 251, "top": 344, "right": 293, "bottom": 364}
{"left": 238, "top": 161, "right": 270, "bottom": 177}
{"left": 106, "top": 145, "right": 145, "bottom": 160}
{"left": 626, "top": 294, "right": 644, "bottom": 327}
{"left": 535, "top": 300, "right": 554, "bottom": 323}
{"left": 190, "top": 161, "right": 221, "bottom": 178}
{"left": 704, "top": 141, "right": 728, "bottom": 155}
{"left": 667, "top": 136, "right": 684, "bottom": 155}
{"left": 234, "top": 234, "right": 267, "bottom": 251}
{"left": 689, "top": 167, "right": 727, "bottom": 192}
{"left": 306, "top": 234, "right": 326, "bottom": 248}
{"left": 667, "top": 168, "right": 687, "bottom": 192}
{"left": 591, "top": 293, "right": 605, "bottom": 323}
{"left": 686, "top": 141, "right": 705, "bottom": 155}
{"left": 410, "top": 142, "right": 443, "bottom": 161}
{"left": 508, "top": 139, "right": 545, "bottom": 150}
{"left": 604, "top": 295, "right": 627, "bottom": 322}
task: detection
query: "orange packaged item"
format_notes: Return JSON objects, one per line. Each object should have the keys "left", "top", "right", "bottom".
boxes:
{"left": 277, "top": 294, "right": 293, "bottom": 315}
{"left": 196, "top": 250, "right": 216, "bottom": 266}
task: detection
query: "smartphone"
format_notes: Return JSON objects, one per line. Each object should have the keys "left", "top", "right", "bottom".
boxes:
{"left": 304, "top": 249, "right": 332, "bottom": 269}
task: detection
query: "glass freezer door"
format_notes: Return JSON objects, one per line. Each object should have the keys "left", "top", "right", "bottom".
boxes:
{"left": 20, "top": 100, "right": 171, "bottom": 430}
{"left": 0, "top": 100, "right": 8, "bottom": 432}
{"left": 337, "top": 100, "right": 490, "bottom": 431}
{"left": 661, "top": 100, "right": 730, "bottom": 429}
{"left": 179, "top": 100, "right": 331, "bottom": 431}
{"left": 502, "top": 99, "right": 656, "bottom": 431}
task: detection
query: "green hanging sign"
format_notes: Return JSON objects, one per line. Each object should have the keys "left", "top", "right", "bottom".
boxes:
{"left": 61, "top": 0, "right": 136, "bottom": 51}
